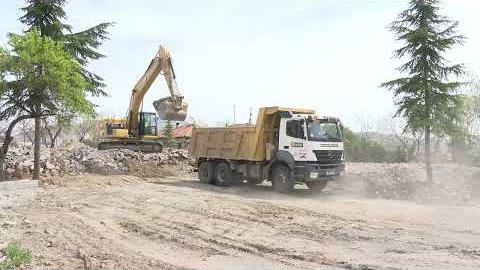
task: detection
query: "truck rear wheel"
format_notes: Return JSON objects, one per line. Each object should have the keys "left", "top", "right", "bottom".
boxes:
{"left": 215, "top": 163, "right": 233, "bottom": 187}
{"left": 231, "top": 171, "right": 244, "bottom": 185}
{"left": 306, "top": 180, "right": 328, "bottom": 191}
{"left": 198, "top": 161, "right": 215, "bottom": 184}
{"left": 247, "top": 178, "right": 264, "bottom": 185}
{"left": 272, "top": 164, "right": 294, "bottom": 193}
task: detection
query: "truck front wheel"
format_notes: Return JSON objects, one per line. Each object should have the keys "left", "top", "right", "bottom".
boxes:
{"left": 215, "top": 163, "right": 233, "bottom": 187}
{"left": 272, "top": 164, "right": 294, "bottom": 193}
{"left": 198, "top": 161, "right": 215, "bottom": 184}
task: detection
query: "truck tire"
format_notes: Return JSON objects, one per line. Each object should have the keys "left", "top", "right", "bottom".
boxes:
{"left": 231, "top": 171, "right": 244, "bottom": 185}
{"left": 306, "top": 180, "right": 328, "bottom": 191}
{"left": 272, "top": 164, "right": 294, "bottom": 193}
{"left": 198, "top": 161, "right": 215, "bottom": 184}
{"left": 215, "top": 162, "right": 233, "bottom": 187}
{"left": 247, "top": 178, "right": 264, "bottom": 185}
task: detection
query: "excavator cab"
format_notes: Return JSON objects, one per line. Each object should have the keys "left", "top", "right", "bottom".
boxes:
{"left": 138, "top": 112, "right": 158, "bottom": 136}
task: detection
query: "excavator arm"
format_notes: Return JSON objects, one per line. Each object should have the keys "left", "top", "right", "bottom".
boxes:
{"left": 127, "top": 45, "right": 188, "bottom": 137}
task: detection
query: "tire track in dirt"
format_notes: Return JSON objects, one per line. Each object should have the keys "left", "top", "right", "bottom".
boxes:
{"left": 63, "top": 179, "right": 479, "bottom": 269}
{"left": 5, "top": 174, "right": 480, "bottom": 270}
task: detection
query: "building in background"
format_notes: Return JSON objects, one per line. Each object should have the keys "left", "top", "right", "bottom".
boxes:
{"left": 171, "top": 125, "right": 193, "bottom": 149}
{"left": 157, "top": 117, "right": 193, "bottom": 149}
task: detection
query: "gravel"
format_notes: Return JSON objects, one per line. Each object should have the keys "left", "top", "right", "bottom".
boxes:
{"left": 2, "top": 143, "right": 196, "bottom": 180}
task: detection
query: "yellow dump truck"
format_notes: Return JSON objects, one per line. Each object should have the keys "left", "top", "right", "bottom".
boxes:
{"left": 190, "top": 107, "right": 345, "bottom": 193}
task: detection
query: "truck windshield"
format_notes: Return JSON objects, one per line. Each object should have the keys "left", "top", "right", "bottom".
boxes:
{"left": 307, "top": 121, "right": 342, "bottom": 142}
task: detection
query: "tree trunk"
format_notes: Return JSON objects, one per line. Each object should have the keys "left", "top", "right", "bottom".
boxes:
{"left": 41, "top": 128, "right": 49, "bottom": 148}
{"left": 42, "top": 118, "right": 63, "bottom": 148}
{"left": 425, "top": 124, "right": 433, "bottom": 182}
{"left": 0, "top": 154, "right": 6, "bottom": 181}
{"left": 41, "top": 118, "right": 50, "bottom": 148}
{"left": 33, "top": 115, "right": 41, "bottom": 180}
{"left": 50, "top": 126, "right": 62, "bottom": 148}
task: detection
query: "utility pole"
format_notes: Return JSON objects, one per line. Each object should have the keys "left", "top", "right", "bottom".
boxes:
{"left": 233, "top": 105, "right": 236, "bottom": 125}
{"left": 248, "top": 107, "right": 252, "bottom": 125}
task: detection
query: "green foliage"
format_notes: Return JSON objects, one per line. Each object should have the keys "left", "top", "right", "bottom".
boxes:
{"left": 1, "top": 30, "right": 94, "bottom": 118}
{"left": 163, "top": 120, "right": 175, "bottom": 148}
{"left": 0, "top": 243, "right": 32, "bottom": 270}
{"left": 343, "top": 127, "right": 387, "bottom": 163}
{"left": 20, "top": 0, "right": 113, "bottom": 96}
{"left": 20, "top": 0, "right": 70, "bottom": 39}
{"left": 382, "top": 0, "right": 465, "bottom": 136}
{"left": 448, "top": 91, "right": 480, "bottom": 165}
{"left": 343, "top": 127, "right": 418, "bottom": 163}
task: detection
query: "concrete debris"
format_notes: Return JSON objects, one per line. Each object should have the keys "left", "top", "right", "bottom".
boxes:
{"left": 2, "top": 143, "right": 196, "bottom": 180}
{"left": 3, "top": 144, "right": 479, "bottom": 204}
{"left": 344, "top": 163, "right": 480, "bottom": 203}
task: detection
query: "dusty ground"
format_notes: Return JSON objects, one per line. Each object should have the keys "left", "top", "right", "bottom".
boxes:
{"left": 1, "top": 167, "right": 480, "bottom": 270}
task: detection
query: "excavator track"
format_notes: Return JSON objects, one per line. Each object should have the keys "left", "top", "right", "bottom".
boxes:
{"left": 98, "top": 140, "right": 163, "bottom": 153}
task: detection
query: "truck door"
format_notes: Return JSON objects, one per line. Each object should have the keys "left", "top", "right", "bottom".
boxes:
{"left": 279, "top": 118, "right": 308, "bottom": 161}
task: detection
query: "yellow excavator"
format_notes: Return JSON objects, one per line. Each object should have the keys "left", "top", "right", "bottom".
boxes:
{"left": 98, "top": 45, "right": 188, "bottom": 152}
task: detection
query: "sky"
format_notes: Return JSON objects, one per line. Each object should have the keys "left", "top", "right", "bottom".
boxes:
{"left": 1, "top": 0, "right": 479, "bottom": 130}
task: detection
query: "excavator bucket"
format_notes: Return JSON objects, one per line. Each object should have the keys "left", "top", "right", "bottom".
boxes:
{"left": 153, "top": 97, "right": 188, "bottom": 121}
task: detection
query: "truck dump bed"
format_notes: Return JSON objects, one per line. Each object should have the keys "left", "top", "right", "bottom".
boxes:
{"left": 191, "top": 126, "right": 259, "bottom": 160}
{"left": 190, "top": 107, "right": 315, "bottom": 161}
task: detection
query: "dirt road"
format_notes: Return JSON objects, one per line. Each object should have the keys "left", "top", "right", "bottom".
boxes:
{"left": 2, "top": 173, "right": 480, "bottom": 270}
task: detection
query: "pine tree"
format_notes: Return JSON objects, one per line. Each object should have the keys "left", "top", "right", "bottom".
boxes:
{"left": 163, "top": 120, "right": 174, "bottom": 148}
{"left": 18, "top": 0, "right": 112, "bottom": 179}
{"left": 382, "top": 0, "right": 465, "bottom": 181}
{"left": 20, "top": 0, "right": 112, "bottom": 96}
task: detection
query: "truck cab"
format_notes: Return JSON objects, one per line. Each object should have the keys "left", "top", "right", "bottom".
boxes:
{"left": 275, "top": 112, "right": 345, "bottom": 189}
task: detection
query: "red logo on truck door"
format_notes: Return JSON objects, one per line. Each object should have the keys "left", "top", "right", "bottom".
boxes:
{"left": 298, "top": 149, "right": 307, "bottom": 159}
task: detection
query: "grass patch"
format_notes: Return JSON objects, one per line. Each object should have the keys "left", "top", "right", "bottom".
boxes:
{"left": 0, "top": 243, "right": 32, "bottom": 270}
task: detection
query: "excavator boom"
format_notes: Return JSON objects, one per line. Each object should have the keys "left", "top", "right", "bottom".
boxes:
{"left": 127, "top": 45, "right": 188, "bottom": 136}
{"left": 98, "top": 45, "right": 188, "bottom": 153}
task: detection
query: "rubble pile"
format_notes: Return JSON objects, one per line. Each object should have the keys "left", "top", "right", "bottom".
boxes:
{"left": 346, "top": 163, "right": 480, "bottom": 203}
{"left": 2, "top": 143, "right": 196, "bottom": 180}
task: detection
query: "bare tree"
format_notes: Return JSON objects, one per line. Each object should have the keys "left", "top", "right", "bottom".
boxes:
{"left": 387, "top": 115, "right": 423, "bottom": 162}
{"left": 19, "top": 119, "right": 34, "bottom": 146}
{"left": 463, "top": 77, "right": 480, "bottom": 137}
{"left": 448, "top": 74, "right": 480, "bottom": 163}
{"left": 41, "top": 117, "right": 65, "bottom": 148}
{"left": 72, "top": 117, "right": 100, "bottom": 143}
{"left": 0, "top": 115, "right": 31, "bottom": 180}
{"left": 355, "top": 114, "right": 379, "bottom": 141}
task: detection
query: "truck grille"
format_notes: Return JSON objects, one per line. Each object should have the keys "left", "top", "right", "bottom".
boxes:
{"left": 313, "top": 150, "right": 343, "bottom": 164}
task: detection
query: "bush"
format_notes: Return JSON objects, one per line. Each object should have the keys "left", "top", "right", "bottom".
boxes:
{"left": 0, "top": 243, "right": 32, "bottom": 270}
{"left": 343, "top": 127, "right": 405, "bottom": 163}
